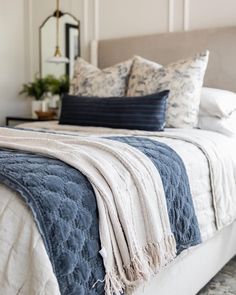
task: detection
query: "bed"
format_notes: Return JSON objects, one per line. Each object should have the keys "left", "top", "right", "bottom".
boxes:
{"left": 1, "top": 26, "right": 236, "bottom": 295}
{"left": 96, "top": 25, "right": 236, "bottom": 294}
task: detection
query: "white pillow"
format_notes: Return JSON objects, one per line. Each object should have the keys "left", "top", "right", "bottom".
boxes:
{"left": 127, "top": 52, "right": 209, "bottom": 128}
{"left": 198, "top": 112, "right": 236, "bottom": 136}
{"left": 200, "top": 87, "right": 236, "bottom": 118}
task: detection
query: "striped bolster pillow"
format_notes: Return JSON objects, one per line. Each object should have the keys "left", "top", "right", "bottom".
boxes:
{"left": 59, "top": 90, "right": 169, "bottom": 131}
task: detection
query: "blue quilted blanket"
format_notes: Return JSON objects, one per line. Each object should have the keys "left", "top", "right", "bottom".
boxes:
{"left": 0, "top": 136, "right": 201, "bottom": 295}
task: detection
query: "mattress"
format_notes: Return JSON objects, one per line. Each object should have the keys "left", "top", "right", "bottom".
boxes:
{"left": 1, "top": 121, "right": 234, "bottom": 294}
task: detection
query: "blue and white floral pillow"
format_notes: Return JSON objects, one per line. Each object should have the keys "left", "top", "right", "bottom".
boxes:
{"left": 70, "top": 58, "right": 133, "bottom": 97}
{"left": 127, "top": 52, "right": 209, "bottom": 128}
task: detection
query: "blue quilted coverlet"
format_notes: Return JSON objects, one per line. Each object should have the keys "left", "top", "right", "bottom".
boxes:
{"left": 0, "top": 136, "right": 201, "bottom": 294}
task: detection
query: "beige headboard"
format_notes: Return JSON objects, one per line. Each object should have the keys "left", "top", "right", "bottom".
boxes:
{"left": 98, "top": 26, "right": 236, "bottom": 92}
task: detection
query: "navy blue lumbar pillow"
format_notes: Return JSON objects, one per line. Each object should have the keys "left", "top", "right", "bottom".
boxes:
{"left": 59, "top": 90, "right": 169, "bottom": 131}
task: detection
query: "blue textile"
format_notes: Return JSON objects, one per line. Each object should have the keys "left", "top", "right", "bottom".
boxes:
{"left": 0, "top": 136, "right": 201, "bottom": 294}
{"left": 59, "top": 91, "right": 169, "bottom": 131}
{"left": 0, "top": 150, "right": 105, "bottom": 295}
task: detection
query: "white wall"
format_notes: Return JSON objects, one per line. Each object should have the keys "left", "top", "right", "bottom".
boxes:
{"left": 0, "top": 0, "right": 31, "bottom": 125}
{"left": 98, "top": 0, "right": 236, "bottom": 39}
{"left": 99, "top": 0, "right": 170, "bottom": 39}
{"left": 189, "top": 0, "right": 236, "bottom": 30}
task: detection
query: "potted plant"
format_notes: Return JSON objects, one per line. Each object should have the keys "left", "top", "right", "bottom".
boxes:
{"left": 20, "top": 75, "right": 70, "bottom": 118}
{"left": 19, "top": 76, "right": 49, "bottom": 118}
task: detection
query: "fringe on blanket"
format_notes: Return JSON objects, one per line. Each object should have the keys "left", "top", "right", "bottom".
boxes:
{"left": 104, "top": 234, "right": 176, "bottom": 295}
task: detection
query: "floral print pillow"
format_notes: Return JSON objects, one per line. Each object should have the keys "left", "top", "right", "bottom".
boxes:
{"left": 70, "top": 58, "right": 133, "bottom": 97}
{"left": 127, "top": 52, "right": 209, "bottom": 128}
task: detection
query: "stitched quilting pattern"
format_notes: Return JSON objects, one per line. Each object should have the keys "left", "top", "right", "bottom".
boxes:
{"left": 0, "top": 150, "right": 105, "bottom": 295}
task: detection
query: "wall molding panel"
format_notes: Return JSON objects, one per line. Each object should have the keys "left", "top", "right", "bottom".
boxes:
{"left": 82, "top": 0, "right": 89, "bottom": 60}
{"left": 23, "top": 0, "right": 236, "bottom": 71}
{"left": 184, "top": 0, "right": 190, "bottom": 31}
{"left": 23, "top": 0, "right": 193, "bottom": 70}
{"left": 90, "top": 0, "right": 99, "bottom": 65}
{"left": 93, "top": 0, "right": 99, "bottom": 40}
{"left": 168, "top": 0, "right": 174, "bottom": 32}
{"left": 24, "top": 0, "right": 34, "bottom": 80}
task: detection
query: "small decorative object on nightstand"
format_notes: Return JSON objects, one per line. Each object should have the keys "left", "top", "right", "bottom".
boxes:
{"left": 35, "top": 110, "right": 57, "bottom": 120}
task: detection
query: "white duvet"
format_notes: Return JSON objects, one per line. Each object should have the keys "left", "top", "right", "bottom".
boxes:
{"left": 1, "top": 121, "right": 236, "bottom": 294}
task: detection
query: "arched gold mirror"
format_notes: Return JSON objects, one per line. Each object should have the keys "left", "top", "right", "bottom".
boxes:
{"left": 39, "top": 0, "right": 80, "bottom": 79}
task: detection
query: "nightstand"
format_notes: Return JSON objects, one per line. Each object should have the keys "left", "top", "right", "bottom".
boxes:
{"left": 6, "top": 116, "right": 57, "bottom": 126}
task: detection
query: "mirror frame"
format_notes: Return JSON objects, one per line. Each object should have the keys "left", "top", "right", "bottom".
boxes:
{"left": 39, "top": 10, "right": 80, "bottom": 78}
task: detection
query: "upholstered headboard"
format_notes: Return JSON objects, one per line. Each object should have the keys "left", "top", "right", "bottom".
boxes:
{"left": 98, "top": 26, "right": 236, "bottom": 92}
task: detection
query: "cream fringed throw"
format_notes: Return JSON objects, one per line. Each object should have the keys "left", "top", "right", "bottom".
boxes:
{"left": 0, "top": 128, "right": 176, "bottom": 294}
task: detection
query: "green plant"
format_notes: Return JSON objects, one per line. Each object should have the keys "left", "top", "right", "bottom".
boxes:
{"left": 58, "top": 75, "right": 70, "bottom": 95}
{"left": 19, "top": 76, "right": 49, "bottom": 100}
{"left": 20, "top": 75, "right": 70, "bottom": 100}
{"left": 43, "top": 75, "right": 70, "bottom": 96}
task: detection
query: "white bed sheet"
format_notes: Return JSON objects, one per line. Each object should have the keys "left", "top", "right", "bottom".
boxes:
{"left": 1, "top": 121, "right": 233, "bottom": 294}
{"left": 0, "top": 184, "right": 60, "bottom": 294}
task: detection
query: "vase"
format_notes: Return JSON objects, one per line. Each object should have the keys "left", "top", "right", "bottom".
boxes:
{"left": 41, "top": 100, "right": 49, "bottom": 112}
{"left": 31, "top": 101, "right": 42, "bottom": 118}
{"left": 50, "top": 95, "right": 60, "bottom": 108}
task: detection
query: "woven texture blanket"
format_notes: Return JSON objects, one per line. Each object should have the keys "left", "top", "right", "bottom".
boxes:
{"left": 110, "top": 137, "right": 201, "bottom": 254}
{"left": 0, "top": 127, "right": 176, "bottom": 294}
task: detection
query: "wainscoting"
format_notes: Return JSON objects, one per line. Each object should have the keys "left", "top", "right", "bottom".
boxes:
{"left": 25, "top": 0, "right": 236, "bottom": 75}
